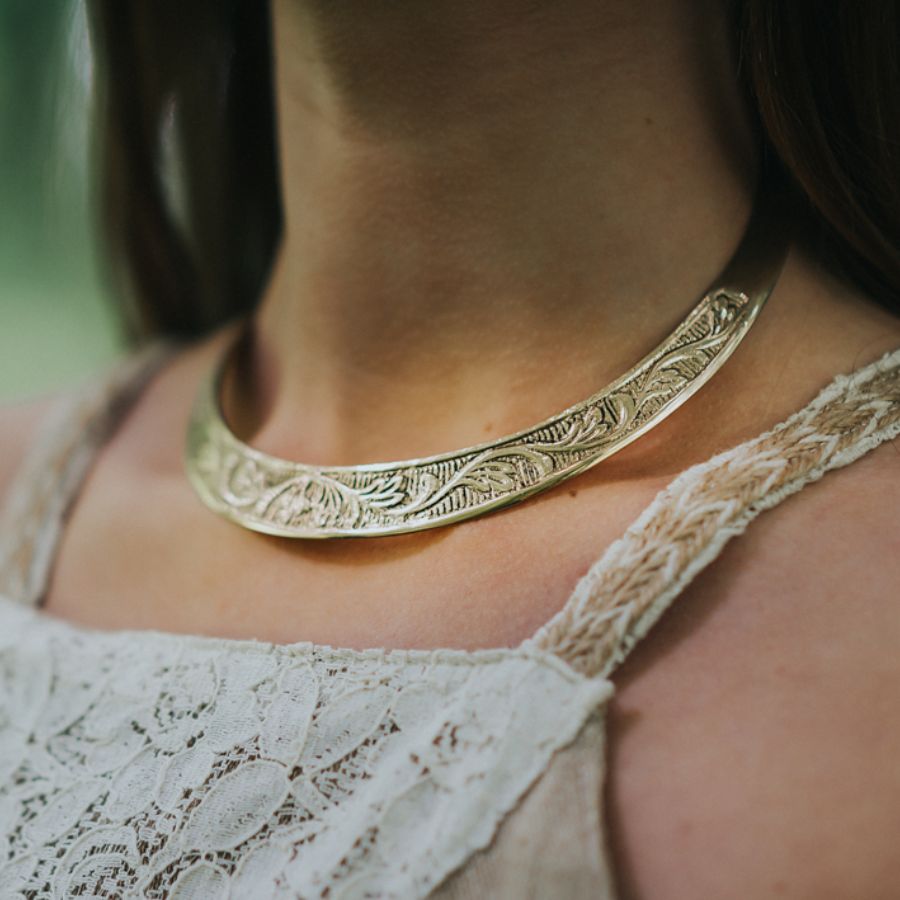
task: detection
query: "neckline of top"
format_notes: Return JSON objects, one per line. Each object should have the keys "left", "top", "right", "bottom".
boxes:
{"left": 3, "top": 337, "right": 900, "bottom": 672}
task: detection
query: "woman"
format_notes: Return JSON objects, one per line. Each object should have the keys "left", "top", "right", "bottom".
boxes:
{"left": 1, "top": 1, "right": 899, "bottom": 896}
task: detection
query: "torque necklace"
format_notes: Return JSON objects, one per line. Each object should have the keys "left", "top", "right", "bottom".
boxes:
{"left": 186, "top": 186, "right": 790, "bottom": 539}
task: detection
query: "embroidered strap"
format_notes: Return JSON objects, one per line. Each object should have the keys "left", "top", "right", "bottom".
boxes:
{"left": 0, "top": 340, "right": 177, "bottom": 607}
{"left": 527, "top": 346, "right": 900, "bottom": 679}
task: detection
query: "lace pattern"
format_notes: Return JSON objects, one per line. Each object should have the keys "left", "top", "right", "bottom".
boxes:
{"left": 0, "top": 601, "right": 612, "bottom": 898}
{"left": 1, "top": 339, "right": 899, "bottom": 898}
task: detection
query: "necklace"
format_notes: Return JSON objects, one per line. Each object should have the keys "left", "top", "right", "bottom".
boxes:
{"left": 186, "top": 186, "right": 790, "bottom": 539}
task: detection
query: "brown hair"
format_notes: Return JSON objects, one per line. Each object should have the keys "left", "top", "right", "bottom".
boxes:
{"left": 88, "top": 0, "right": 281, "bottom": 341}
{"left": 88, "top": 0, "right": 900, "bottom": 343}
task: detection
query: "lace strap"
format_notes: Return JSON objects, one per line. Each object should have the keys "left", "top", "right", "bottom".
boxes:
{"left": 0, "top": 340, "right": 177, "bottom": 607}
{"left": 526, "top": 345, "right": 900, "bottom": 679}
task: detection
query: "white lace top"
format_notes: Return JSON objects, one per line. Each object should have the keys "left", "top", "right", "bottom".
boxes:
{"left": 1, "top": 341, "right": 899, "bottom": 899}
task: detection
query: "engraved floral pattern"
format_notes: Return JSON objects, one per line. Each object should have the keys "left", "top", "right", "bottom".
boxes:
{"left": 187, "top": 289, "right": 758, "bottom": 537}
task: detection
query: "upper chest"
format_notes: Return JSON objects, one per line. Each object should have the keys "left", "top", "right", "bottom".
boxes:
{"left": 19, "top": 365, "right": 900, "bottom": 899}
{"left": 40, "top": 446, "right": 668, "bottom": 650}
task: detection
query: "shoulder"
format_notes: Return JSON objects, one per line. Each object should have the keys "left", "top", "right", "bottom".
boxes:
{"left": 711, "top": 317, "right": 900, "bottom": 652}
{"left": 0, "top": 334, "right": 211, "bottom": 515}
{"left": 749, "top": 431, "right": 900, "bottom": 594}
{"left": 0, "top": 394, "right": 59, "bottom": 507}
{"left": 608, "top": 436, "right": 900, "bottom": 900}
{"left": 715, "top": 320, "right": 900, "bottom": 609}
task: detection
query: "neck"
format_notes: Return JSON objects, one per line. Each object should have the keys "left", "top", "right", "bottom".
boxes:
{"left": 239, "top": 0, "right": 760, "bottom": 465}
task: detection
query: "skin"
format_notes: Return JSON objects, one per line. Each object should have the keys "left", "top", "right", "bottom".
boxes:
{"left": 3, "top": 1, "right": 900, "bottom": 896}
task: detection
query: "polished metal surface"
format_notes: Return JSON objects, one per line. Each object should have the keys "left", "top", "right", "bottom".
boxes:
{"left": 185, "top": 187, "right": 790, "bottom": 539}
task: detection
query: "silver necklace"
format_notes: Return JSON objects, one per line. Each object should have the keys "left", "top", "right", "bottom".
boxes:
{"left": 185, "top": 186, "right": 790, "bottom": 539}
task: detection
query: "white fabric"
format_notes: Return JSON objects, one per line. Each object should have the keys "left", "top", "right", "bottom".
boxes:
{"left": 1, "top": 340, "right": 898, "bottom": 898}
{"left": 0, "top": 597, "right": 612, "bottom": 899}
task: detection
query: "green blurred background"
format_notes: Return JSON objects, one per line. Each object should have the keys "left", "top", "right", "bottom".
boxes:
{"left": 0, "top": 0, "right": 124, "bottom": 402}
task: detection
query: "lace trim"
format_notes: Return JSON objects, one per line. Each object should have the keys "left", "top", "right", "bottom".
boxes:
{"left": 0, "top": 601, "right": 613, "bottom": 899}
{"left": 0, "top": 338, "right": 897, "bottom": 899}
{"left": 525, "top": 345, "right": 900, "bottom": 678}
